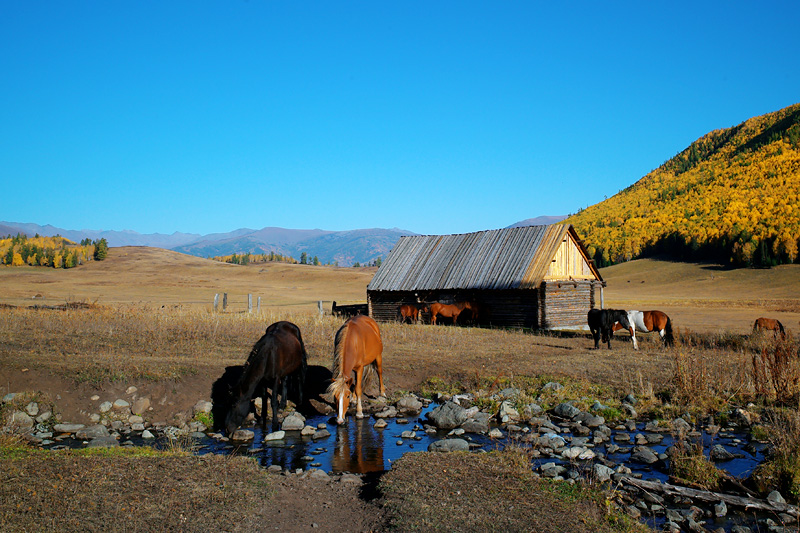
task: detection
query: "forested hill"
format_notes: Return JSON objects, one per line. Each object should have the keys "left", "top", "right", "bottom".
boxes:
{"left": 567, "top": 103, "right": 800, "bottom": 268}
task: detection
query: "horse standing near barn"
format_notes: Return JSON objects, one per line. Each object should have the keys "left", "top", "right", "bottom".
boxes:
{"left": 612, "top": 310, "right": 675, "bottom": 350}
{"left": 327, "top": 314, "right": 386, "bottom": 425}
{"left": 398, "top": 303, "right": 428, "bottom": 324}
{"left": 224, "top": 321, "right": 308, "bottom": 435}
{"left": 430, "top": 301, "right": 476, "bottom": 325}
{"left": 588, "top": 309, "right": 632, "bottom": 350}
{"left": 753, "top": 317, "right": 786, "bottom": 339}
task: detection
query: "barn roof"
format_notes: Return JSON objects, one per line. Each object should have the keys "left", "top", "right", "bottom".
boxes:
{"left": 367, "top": 224, "right": 602, "bottom": 292}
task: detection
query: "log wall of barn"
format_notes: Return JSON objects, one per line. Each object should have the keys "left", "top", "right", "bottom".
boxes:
{"left": 369, "top": 282, "right": 597, "bottom": 329}
{"left": 539, "top": 280, "right": 597, "bottom": 329}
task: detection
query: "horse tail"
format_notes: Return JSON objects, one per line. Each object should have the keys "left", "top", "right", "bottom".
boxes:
{"left": 664, "top": 317, "right": 674, "bottom": 346}
{"left": 327, "top": 321, "right": 350, "bottom": 399}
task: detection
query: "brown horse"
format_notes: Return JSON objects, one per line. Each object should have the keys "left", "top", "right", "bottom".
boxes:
{"left": 430, "top": 302, "right": 475, "bottom": 325}
{"left": 611, "top": 310, "right": 674, "bottom": 350}
{"left": 224, "top": 321, "right": 308, "bottom": 435}
{"left": 753, "top": 317, "right": 786, "bottom": 339}
{"left": 327, "top": 315, "right": 385, "bottom": 424}
{"left": 398, "top": 303, "right": 428, "bottom": 324}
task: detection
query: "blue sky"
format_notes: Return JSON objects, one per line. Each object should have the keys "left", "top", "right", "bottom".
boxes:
{"left": 2, "top": 2, "right": 798, "bottom": 236}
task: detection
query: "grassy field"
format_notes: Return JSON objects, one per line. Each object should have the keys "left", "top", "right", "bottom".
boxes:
{"left": 2, "top": 247, "right": 799, "bottom": 531}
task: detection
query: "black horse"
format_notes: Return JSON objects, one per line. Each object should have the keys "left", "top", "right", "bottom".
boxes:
{"left": 588, "top": 309, "right": 632, "bottom": 350}
{"left": 222, "top": 321, "right": 308, "bottom": 435}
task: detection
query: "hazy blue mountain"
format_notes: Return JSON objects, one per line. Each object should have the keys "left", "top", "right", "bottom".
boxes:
{"left": 507, "top": 215, "right": 567, "bottom": 228}
{"left": 3, "top": 218, "right": 564, "bottom": 266}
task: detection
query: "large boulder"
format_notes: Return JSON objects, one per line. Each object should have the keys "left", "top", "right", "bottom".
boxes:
{"left": 76, "top": 424, "right": 111, "bottom": 440}
{"left": 426, "top": 401, "right": 468, "bottom": 430}
{"left": 428, "top": 438, "right": 469, "bottom": 452}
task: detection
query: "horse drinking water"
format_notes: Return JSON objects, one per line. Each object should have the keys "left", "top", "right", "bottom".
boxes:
{"left": 588, "top": 309, "right": 632, "bottom": 350}
{"left": 224, "top": 321, "right": 308, "bottom": 435}
{"left": 612, "top": 310, "right": 675, "bottom": 350}
{"left": 327, "top": 314, "right": 386, "bottom": 425}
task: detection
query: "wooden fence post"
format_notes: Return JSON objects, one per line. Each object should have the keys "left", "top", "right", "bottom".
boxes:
{"left": 214, "top": 293, "right": 219, "bottom": 312}
{"left": 318, "top": 300, "right": 324, "bottom": 316}
{"left": 248, "top": 294, "right": 253, "bottom": 313}
{"left": 223, "top": 293, "right": 228, "bottom": 311}
{"left": 257, "top": 296, "right": 261, "bottom": 314}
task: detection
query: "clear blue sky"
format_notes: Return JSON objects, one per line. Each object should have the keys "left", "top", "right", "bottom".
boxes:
{"left": 2, "top": 2, "right": 798, "bottom": 236}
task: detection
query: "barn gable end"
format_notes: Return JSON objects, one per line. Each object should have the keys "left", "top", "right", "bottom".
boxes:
{"left": 367, "top": 224, "right": 604, "bottom": 329}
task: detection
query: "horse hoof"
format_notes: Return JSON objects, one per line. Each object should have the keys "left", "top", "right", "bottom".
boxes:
{"left": 356, "top": 412, "right": 364, "bottom": 419}
{"left": 336, "top": 417, "right": 346, "bottom": 425}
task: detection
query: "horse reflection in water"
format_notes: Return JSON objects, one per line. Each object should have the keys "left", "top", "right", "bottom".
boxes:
{"left": 332, "top": 418, "right": 385, "bottom": 474}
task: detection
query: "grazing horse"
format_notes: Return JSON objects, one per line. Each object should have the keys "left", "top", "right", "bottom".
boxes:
{"left": 612, "top": 310, "right": 675, "bottom": 350}
{"left": 587, "top": 309, "right": 632, "bottom": 350}
{"left": 753, "top": 317, "right": 786, "bottom": 339}
{"left": 224, "top": 321, "right": 308, "bottom": 435}
{"left": 430, "top": 301, "right": 476, "bottom": 325}
{"left": 398, "top": 303, "right": 428, "bottom": 324}
{"left": 327, "top": 314, "right": 386, "bottom": 425}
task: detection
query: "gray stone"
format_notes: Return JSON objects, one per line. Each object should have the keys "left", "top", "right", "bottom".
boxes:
{"left": 531, "top": 433, "right": 567, "bottom": 450}
{"left": 593, "top": 464, "right": 614, "bottom": 482}
{"left": 131, "top": 397, "right": 150, "bottom": 415}
{"left": 710, "top": 444, "right": 737, "bottom": 462}
{"left": 374, "top": 406, "right": 398, "bottom": 418}
{"left": 25, "top": 402, "right": 39, "bottom": 416}
{"left": 767, "top": 490, "right": 786, "bottom": 505}
{"left": 76, "top": 424, "right": 110, "bottom": 440}
{"left": 312, "top": 429, "right": 330, "bottom": 440}
{"left": 128, "top": 415, "right": 144, "bottom": 424}
{"left": 3, "top": 393, "right": 17, "bottom": 403}
{"left": 541, "top": 381, "right": 563, "bottom": 392}
{"left": 53, "top": 423, "right": 85, "bottom": 434}
{"left": 373, "top": 419, "right": 388, "bottom": 429}
{"left": 339, "top": 474, "right": 361, "bottom": 484}
{"left": 86, "top": 436, "right": 119, "bottom": 448}
{"left": 306, "top": 469, "right": 330, "bottom": 481}
{"left": 233, "top": 429, "right": 255, "bottom": 441}
{"left": 498, "top": 400, "right": 520, "bottom": 422}
{"left": 99, "top": 401, "right": 113, "bottom": 413}
{"left": 426, "top": 401, "right": 468, "bottom": 429}
{"left": 714, "top": 500, "right": 727, "bottom": 517}
{"left": 488, "top": 428, "right": 504, "bottom": 439}
{"left": 631, "top": 446, "right": 659, "bottom": 464}
{"left": 428, "top": 438, "right": 469, "bottom": 452}
{"left": 193, "top": 400, "right": 213, "bottom": 415}
{"left": 112, "top": 399, "right": 130, "bottom": 410}
{"left": 462, "top": 418, "right": 489, "bottom": 434}
{"left": 281, "top": 414, "right": 305, "bottom": 431}
{"left": 35, "top": 411, "right": 51, "bottom": 423}
{"left": 131, "top": 423, "right": 146, "bottom": 432}
{"left": 671, "top": 417, "right": 692, "bottom": 433}
{"left": 400, "top": 430, "right": 416, "bottom": 439}
{"left": 554, "top": 402, "right": 581, "bottom": 419}
{"left": 301, "top": 425, "right": 316, "bottom": 436}
{"left": 540, "top": 462, "right": 567, "bottom": 478}
{"left": 397, "top": 395, "right": 423, "bottom": 413}
{"left": 12, "top": 411, "right": 34, "bottom": 429}
{"left": 142, "top": 430, "right": 155, "bottom": 439}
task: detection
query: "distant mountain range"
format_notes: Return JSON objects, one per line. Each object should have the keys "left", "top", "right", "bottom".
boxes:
{"left": 1, "top": 217, "right": 565, "bottom": 266}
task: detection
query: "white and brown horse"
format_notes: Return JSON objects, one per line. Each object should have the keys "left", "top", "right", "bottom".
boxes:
{"left": 612, "top": 310, "right": 674, "bottom": 350}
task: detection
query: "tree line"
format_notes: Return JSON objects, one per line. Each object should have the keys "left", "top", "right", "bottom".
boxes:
{"left": 0, "top": 234, "right": 109, "bottom": 268}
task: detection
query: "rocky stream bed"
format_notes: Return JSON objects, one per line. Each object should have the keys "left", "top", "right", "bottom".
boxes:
{"left": 4, "top": 383, "right": 799, "bottom": 533}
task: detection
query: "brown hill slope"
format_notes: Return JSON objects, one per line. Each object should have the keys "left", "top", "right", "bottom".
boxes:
{"left": 0, "top": 246, "right": 374, "bottom": 311}
{"left": 567, "top": 103, "right": 800, "bottom": 267}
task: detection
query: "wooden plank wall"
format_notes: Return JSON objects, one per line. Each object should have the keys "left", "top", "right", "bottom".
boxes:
{"left": 539, "top": 280, "right": 596, "bottom": 329}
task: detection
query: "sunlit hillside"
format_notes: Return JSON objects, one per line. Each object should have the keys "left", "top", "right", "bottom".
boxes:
{"left": 568, "top": 103, "right": 800, "bottom": 267}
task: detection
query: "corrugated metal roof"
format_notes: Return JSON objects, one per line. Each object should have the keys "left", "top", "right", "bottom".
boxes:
{"left": 367, "top": 224, "right": 598, "bottom": 291}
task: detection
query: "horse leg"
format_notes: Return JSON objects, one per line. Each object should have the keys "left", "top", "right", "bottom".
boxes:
{"left": 271, "top": 375, "right": 281, "bottom": 432}
{"left": 630, "top": 327, "right": 638, "bottom": 350}
{"left": 375, "top": 357, "right": 386, "bottom": 399}
{"left": 354, "top": 367, "right": 365, "bottom": 419}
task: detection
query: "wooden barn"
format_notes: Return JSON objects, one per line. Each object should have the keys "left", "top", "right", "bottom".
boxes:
{"left": 366, "top": 224, "right": 604, "bottom": 329}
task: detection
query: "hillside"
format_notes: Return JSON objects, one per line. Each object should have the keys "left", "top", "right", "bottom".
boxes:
{"left": 567, "top": 103, "right": 800, "bottom": 267}
{"left": 0, "top": 246, "right": 375, "bottom": 312}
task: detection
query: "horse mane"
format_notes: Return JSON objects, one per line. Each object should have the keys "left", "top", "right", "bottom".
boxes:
{"left": 327, "top": 322, "right": 350, "bottom": 399}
